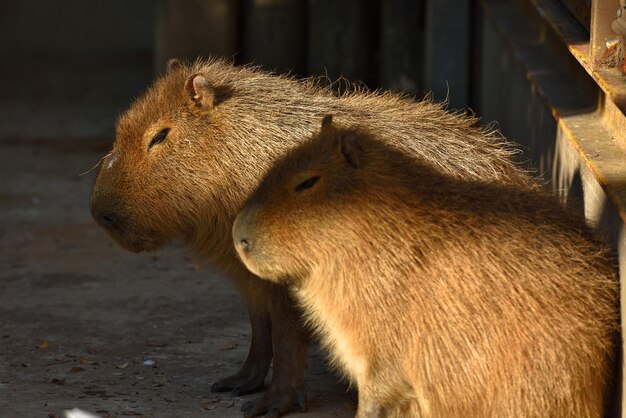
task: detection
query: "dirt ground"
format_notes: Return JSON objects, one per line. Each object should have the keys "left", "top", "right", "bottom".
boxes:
{"left": 0, "top": 135, "right": 355, "bottom": 417}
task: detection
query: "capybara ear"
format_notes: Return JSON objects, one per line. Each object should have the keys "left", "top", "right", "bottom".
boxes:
{"left": 320, "top": 114, "right": 338, "bottom": 139}
{"left": 185, "top": 73, "right": 216, "bottom": 108}
{"left": 166, "top": 58, "right": 183, "bottom": 73}
{"left": 338, "top": 131, "right": 362, "bottom": 169}
{"left": 321, "top": 114, "right": 334, "bottom": 130}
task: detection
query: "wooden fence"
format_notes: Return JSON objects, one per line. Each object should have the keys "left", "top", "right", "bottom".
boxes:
{"left": 154, "top": 0, "right": 471, "bottom": 108}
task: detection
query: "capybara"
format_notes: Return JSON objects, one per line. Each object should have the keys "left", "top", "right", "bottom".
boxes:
{"left": 233, "top": 115, "right": 619, "bottom": 418}
{"left": 90, "top": 58, "right": 536, "bottom": 417}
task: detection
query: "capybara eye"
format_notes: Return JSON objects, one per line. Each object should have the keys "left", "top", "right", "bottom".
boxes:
{"left": 148, "top": 128, "right": 170, "bottom": 149}
{"left": 294, "top": 176, "right": 320, "bottom": 192}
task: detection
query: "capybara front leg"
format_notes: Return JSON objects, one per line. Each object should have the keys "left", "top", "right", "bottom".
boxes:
{"left": 211, "top": 302, "right": 272, "bottom": 395}
{"left": 242, "top": 285, "right": 310, "bottom": 418}
{"left": 356, "top": 390, "right": 385, "bottom": 418}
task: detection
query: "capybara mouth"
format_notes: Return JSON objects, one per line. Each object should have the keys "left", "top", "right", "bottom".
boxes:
{"left": 89, "top": 201, "right": 166, "bottom": 253}
{"left": 104, "top": 228, "right": 166, "bottom": 254}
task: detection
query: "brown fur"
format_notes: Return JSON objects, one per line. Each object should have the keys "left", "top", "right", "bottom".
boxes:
{"left": 233, "top": 117, "right": 619, "bottom": 418}
{"left": 90, "top": 58, "right": 536, "bottom": 416}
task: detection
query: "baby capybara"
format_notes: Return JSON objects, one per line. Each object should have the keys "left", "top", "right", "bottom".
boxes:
{"left": 90, "top": 58, "right": 535, "bottom": 417}
{"left": 233, "top": 115, "right": 618, "bottom": 418}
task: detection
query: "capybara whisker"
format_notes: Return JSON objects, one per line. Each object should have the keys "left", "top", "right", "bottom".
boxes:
{"left": 79, "top": 151, "right": 112, "bottom": 177}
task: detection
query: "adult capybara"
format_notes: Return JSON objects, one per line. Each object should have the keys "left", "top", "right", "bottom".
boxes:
{"left": 233, "top": 116, "right": 619, "bottom": 418}
{"left": 90, "top": 58, "right": 536, "bottom": 417}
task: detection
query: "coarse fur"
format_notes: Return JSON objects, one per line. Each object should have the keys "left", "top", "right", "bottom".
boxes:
{"left": 90, "top": 58, "right": 536, "bottom": 417}
{"left": 233, "top": 116, "right": 619, "bottom": 418}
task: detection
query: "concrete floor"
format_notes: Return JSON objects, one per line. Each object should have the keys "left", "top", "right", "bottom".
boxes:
{"left": 0, "top": 59, "right": 354, "bottom": 418}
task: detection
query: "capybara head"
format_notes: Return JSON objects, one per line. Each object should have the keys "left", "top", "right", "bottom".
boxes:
{"left": 90, "top": 60, "right": 239, "bottom": 253}
{"left": 233, "top": 115, "right": 382, "bottom": 281}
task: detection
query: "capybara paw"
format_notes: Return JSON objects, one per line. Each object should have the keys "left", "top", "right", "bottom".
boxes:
{"left": 211, "top": 373, "right": 266, "bottom": 394}
{"left": 241, "top": 386, "right": 307, "bottom": 418}
{"left": 232, "top": 376, "right": 267, "bottom": 396}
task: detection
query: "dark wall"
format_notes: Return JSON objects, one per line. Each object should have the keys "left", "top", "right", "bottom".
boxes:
{"left": 155, "top": 0, "right": 437, "bottom": 96}
{"left": 0, "top": 0, "right": 472, "bottom": 138}
{"left": 0, "top": 0, "right": 156, "bottom": 139}
{"left": 0, "top": 0, "right": 155, "bottom": 57}
{"left": 155, "top": 0, "right": 470, "bottom": 107}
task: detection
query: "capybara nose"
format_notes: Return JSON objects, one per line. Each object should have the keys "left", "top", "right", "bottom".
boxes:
{"left": 90, "top": 191, "right": 126, "bottom": 231}
{"left": 239, "top": 238, "right": 252, "bottom": 253}
{"left": 233, "top": 213, "right": 255, "bottom": 256}
{"left": 100, "top": 212, "right": 119, "bottom": 230}
{"left": 91, "top": 198, "right": 122, "bottom": 231}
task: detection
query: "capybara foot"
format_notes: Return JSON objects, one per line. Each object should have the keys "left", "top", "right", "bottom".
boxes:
{"left": 241, "top": 385, "right": 307, "bottom": 418}
{"left": 211, "top": 370, "right": 266, "bottom": 395}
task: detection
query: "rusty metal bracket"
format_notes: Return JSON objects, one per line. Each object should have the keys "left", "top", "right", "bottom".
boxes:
{"left": 609, "top": 0, "right": 626, "bottom": 73}
{"left": 592, "top": 0, "right": 626, "bottom": 74}
{"left": 529, "top": 0, "right": 626, "bottom": 147}
{"left": 482, "top": 0, "right": 626, "bottom": 221}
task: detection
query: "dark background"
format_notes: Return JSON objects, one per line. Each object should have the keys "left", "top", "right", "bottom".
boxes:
{"left": 0, "top": 0, "right": 473, "bottom": 141}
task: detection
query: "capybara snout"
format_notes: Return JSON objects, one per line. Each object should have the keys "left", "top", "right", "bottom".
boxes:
{"left": 89, "top": 189, "right": 156, "bottom": 253}
{"left": 233, "top": 206, "right": 293, "bottom": 281}
{"left": 232, "top": 211, "right": 253, "bottom": 257}
{"left": 90, "top": 193, "right": 123, "bottom": 232}
{"left": 90, "top": 168, "right": 133, "bottom": 243}
{"left": 89, "top": 148, "right": 183, "bottom": 253}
